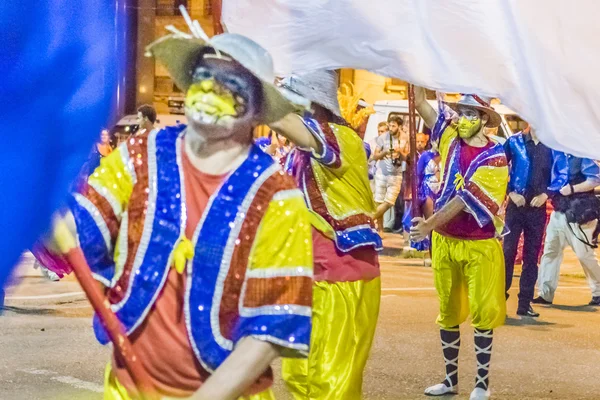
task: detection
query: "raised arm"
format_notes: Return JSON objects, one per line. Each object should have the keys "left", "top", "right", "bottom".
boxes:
{"left": 373, "top": 137, "right": 390, "bottom": 161}
{"left": 414, "top": 86, "right": 438, "bottom": 129}
{"left": 268, "top": 113, "right": 323, "bottom": 154}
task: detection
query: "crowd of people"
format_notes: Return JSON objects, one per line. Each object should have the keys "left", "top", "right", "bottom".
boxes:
{"left": 28, "top": 13, "right": 600, "bottom": 400}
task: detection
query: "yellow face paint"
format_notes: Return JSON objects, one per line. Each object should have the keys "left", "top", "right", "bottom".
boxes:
{"left": 185, "top": 79, "right": 240, "bottom": 120}
{"left": 457, "top": 116, "right": 482, "bottom": 139}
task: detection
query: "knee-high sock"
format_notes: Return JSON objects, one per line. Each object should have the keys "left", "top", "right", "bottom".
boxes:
{"left": 440, "top": 328, "right": 460, "bottom": 388}
{"left": 474, "top": 329, "right": 493, "bottom": 390}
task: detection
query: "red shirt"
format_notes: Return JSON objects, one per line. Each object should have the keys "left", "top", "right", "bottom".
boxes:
{"left": 312, "top": 228, "right": 380, "bottom": 282}
{"left": 437, "top": 141, "right": 496, "bottom": 240}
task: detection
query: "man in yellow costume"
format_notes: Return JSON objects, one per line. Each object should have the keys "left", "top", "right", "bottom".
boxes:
{"left": 411, "top": 88, "right": 508, "bottom": 400}
{"left": 41, "top": 23, "right": 314, "bottom": 400}
{"left": 270, "top": 70, "right": 382, "bottom": 400}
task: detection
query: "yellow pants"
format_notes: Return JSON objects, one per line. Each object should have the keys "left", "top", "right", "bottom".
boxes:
{"left": 282, "top": 277, "right": 381, "bottom": 400}
{"left": 103, "top": 364, "right": 276, "bottom": 400}
{"left": 432, "top": 232, "right": 506, "bottom": 330}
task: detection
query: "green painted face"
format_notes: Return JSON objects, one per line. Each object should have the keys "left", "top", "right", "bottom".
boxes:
{"left": 457, "top": 113, "right": 482, "bottom": 139}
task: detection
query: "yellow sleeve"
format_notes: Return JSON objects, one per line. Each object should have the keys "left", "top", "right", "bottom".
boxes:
{"left": 71, "top": 144, "right": 135, "bottom": 286}
{"left": 237, "top": 188, "right": 313, "bottom": 357}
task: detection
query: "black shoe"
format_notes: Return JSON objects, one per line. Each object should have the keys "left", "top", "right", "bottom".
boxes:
{"left": 589, "top": 296, "right": 600, "bottom": 306}
{"left": 532, "top": 296, "right": 552, "bottom": 305}
{"left": 517, "top": 305, "right": 540, "bottom": 317}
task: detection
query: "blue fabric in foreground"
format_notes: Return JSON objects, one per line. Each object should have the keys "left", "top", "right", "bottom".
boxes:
{"left": 0, "top": 0, "right": 117, "bottom": 285}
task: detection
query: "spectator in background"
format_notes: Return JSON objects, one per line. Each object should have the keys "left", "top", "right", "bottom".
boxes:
{"left": 373, "top": 115, "right": 407, "bottom": 234}
{"left": 97, "top": 129, "right": 113, "bottom": 157}
{"left": 503, "top": 125, "right": 552, "bottom": 317}
{"left": 534, "top": 153, "right": 600, "bottom": 305}
{"left": 368, "top": 122, "right": 389, "bottom": 185}
{"left": 136, "top": 104, "right": 157, "bottom": 136}
{"left": 400, "top": 132, "right": 429, "bottom": 244}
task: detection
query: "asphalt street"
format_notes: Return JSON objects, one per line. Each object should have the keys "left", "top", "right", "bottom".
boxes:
{"left": 1, "top": 239, "right": 599, "bottom": 400}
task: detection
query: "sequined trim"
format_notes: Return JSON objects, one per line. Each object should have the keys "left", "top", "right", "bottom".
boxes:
{"left": 272, "top": 189, "right": 303, "bottom": 202}
{"left": 241, "top": 276, "right": 313, "bottom": 308}
{"left": 303, "top": 159, "right": 381, "bottom": 251}
{"left": 302, "top": 117, "right": 338, "bottom": 166}
{"left": 112, "top": 211, "right": 129, "bottom": 288}
{"left": 108, "top": 137, "right": 151, "bottom": 304}
{"left": 241, "top": 304, "right": 311, "bottom": 318}
{"left": 93, "top": 127, "right": 184, "bottom": 345}
{"left": 74, "top": 193, "right": 112, "bottom": 252}
{"left": 119, "top": 143, "right": 138, "bottom": 185}
{"left": 335, "top": 225, "right": 383, "bottom": 252}
{"left": 92, "top": 272, "right": 111, "bottom": 287}
{"left": 176, "top": 133, "right": 188, "bottom": 239}
{"left": 186, "top": 193, "right": 220, "bottom": 374}
{"left": 249, "top": 333, "right": 309, "bottom": 354}
{"left": 251, "top": 334, "right": 309, "bottom": 352}
{"left": 245, "top": 267, "right": 312, "bottom": 279}
{"left": 70, "top": 193, "right": 115, "bottom": 290}
{"left": 465, "top": 179, "right": 499, "bottom": 214}
{"left": 88, "top": 179, "right": 123, "bottom": 222}
{"left": 82, "top": 185, "right": 120, "bottom": 240}
{"left": 187, "top": 145, "right": 279, "bottom": 372}
{"left": 211, "top": 163, "right": 281, "bottom": 350}
{"left": 112, "top": 130, "right": 159, "bottom": 311}
{"left": 122, "top": 127, "right": 183, "bottom": 337}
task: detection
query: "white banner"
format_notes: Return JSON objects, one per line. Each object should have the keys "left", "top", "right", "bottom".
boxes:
{"left": 223, "top": 0, "right": 600, "bottom": 159}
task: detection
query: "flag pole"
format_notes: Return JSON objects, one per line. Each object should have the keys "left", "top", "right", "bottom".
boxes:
{"left": 48, "top": 217, "right": 157, "bottom": 399}
{"left": 407, "top": 84, "right": 421, "bottom": 220}
{"left": 64, "top": 248, "right": 158, "bottom": 399}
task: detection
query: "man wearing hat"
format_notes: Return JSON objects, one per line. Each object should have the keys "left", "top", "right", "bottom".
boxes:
{"left": 270, "top": 70, "right": 382, "bottom": 399}
{"left": 411, "top": 88, "right": 508, "bottom": 400}
{"left": 43, "top": 24, "right": 314, "bottom": 400}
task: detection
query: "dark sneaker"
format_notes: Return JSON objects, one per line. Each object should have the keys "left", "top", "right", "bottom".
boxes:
{"left": 517, "top": 305, "right": 540, "bottom": 317}
{"left": 589, "top": 296, "right": 600, "bottom": 306}
{"left": 532, "top": 296, "right": 552, "bottom": 305}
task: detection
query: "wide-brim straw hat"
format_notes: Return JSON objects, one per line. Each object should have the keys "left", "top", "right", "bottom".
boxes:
{"left": 447, "top": 94, "right": 501, "bottom": 128}
{"left": 279, "top": 70, "right": 342, "bottom": 117}
{"left": 145, "top": 33, "right": 298, "bottom": 124}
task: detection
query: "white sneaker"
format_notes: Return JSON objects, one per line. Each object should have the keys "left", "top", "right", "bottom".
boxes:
{"left": 424, "top": 383, "right": 458, "bottom": 396}
{"left": 41, "top": 267, "right": 60, "bottom": 282}
{"left": 470, "top": 387, "right": 491, "bottom": 400}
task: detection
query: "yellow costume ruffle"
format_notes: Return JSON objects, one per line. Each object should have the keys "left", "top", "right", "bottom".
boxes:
{"left": 281, "top": 277, "right": 381, "bottom": 400}
{"left": 432, "top": 232, "right": 506, "bottom": 330}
